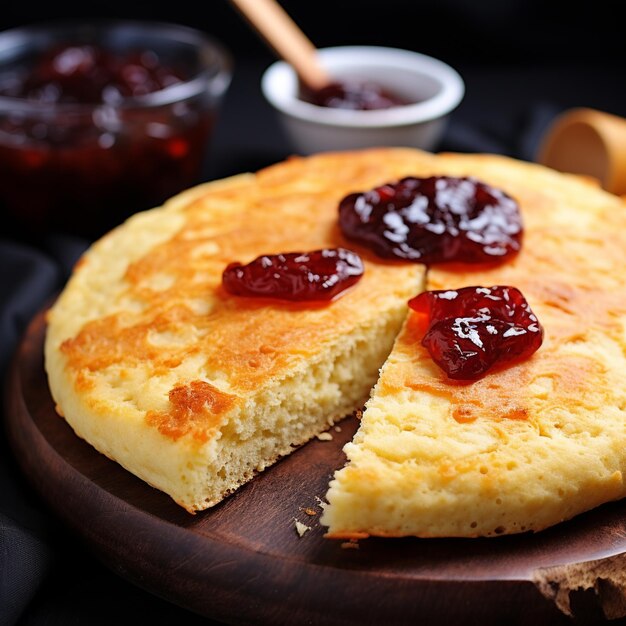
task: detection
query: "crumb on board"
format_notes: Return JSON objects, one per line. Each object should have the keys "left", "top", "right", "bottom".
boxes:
{"left": 294, "top": 519, "right": 311, "bottom": 537}
{"left": 302, "top": 507, "right": 317, "bottom": 516}
{"left": 355, "top": 409, "right": 363, "bottom": 420}
{"left": 317, "top": 432, "right": 333, "bottom": 441}
{"left": 334, "top": 425, "right": 342, "bottom": 432}
{"left": 341, "top": 540, "right": 360, "bottom": 550}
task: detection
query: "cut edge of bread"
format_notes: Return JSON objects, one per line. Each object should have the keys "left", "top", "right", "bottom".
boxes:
{"left": 45, "top": 296, "right": 414, "bottom": 512}
{"left": 190, "top": 301, "right": 412, "bottom": 511}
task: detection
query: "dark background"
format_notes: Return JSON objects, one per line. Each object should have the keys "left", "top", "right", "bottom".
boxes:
{"left": 3, "top": 0, "right": 625, "bottom": 67}
{"left": 2, "top": 0, "right": 625, "bottom": 187}
{"left": 1, "top": 2, "right": 625, "bottom": 625}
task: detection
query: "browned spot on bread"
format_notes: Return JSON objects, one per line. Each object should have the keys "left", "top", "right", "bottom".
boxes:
{"left": 60, "top": 306, "right": 196, "bottom": 373}
{"left": 452, "top": 406, "right": 478, "bottom": 423}
{"left": 504, "top": 407, "right": 529, "bottom": 420}
{"left": 146, "top": 380, "right": 235, "bottom": 442}
{"left": 75, "top": 370, "right": 95, "bottom": 392}
{"left": 451, "top": 400, "right": 529, "bottom": 425}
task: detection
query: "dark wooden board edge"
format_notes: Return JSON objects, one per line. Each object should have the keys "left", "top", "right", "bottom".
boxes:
{"left": 4, "top": 309, "right": 626, "bottom": 625}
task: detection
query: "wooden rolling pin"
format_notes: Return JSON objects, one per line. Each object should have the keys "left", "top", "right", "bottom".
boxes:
{"left": 538, "top": 108, "right": 626, "bottom": 196}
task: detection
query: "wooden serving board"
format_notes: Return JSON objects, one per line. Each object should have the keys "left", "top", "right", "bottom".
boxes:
{"left": 6, "top": 309, "right": 626, "bottom": 625}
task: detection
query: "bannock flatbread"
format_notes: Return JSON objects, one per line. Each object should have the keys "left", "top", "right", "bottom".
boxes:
{"left": 45, "top": 148, "right": 626, "bottom": 537}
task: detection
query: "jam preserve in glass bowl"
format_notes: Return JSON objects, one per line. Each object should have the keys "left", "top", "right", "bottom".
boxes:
{"left": 0, "top": 21, "right": 232, "bottom": 239}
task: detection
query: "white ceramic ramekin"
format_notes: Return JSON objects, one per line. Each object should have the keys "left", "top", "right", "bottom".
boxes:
{"left": 261, "top": 46, "right": 464, "bottom": 154}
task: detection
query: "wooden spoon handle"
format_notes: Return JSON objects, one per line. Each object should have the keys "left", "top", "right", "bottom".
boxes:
{"left": 230, "top": 0, "right": 330, "bottom": 90}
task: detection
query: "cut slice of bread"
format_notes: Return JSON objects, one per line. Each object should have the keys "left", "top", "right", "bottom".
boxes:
{"left": 321, "top": 153, "right": 626, "bottom": 537}
{"left": 45, "top": 149, "right": 429, "bottom": 512}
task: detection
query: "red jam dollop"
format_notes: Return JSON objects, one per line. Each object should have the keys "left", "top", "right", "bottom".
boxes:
{"left": 2, "top": 44, "right": 186, "bottom": 104}
{"left": 338, "top": 176, "right": 523, "bottom": 264}
{"left": 222, "top": 248, "right": 364, "bottom": 301}
{"left": 302, "top": 80, "right": 408, "bottom": 110}
{"left": 408, "top": 286, "right": 544, "bottom": 380}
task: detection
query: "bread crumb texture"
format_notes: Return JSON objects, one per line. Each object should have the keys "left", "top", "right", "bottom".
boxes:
{"left": 294, "top": 519, "right": 311, "bottom": 537}
{"left": 317, "top": 432, "right": 334, "bottom": 441}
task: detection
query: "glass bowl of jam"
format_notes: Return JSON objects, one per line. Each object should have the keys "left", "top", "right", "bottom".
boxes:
{"left": 261, "top": 46, "right": 464, "bottom": 155}
{"left": 0, "top": 21, "right": 232, "bottom": 239}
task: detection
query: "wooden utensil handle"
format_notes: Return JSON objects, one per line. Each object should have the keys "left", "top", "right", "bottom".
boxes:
{"left": 230, "top": 0, "right": 330, "bottom": 90}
